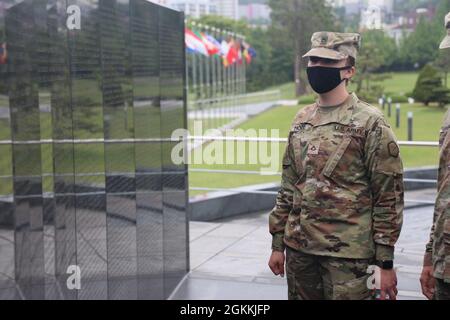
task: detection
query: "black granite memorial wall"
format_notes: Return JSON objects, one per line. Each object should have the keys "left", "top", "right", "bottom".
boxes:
{"left": 0, "top": 0, "right": 188, "bottom": 300}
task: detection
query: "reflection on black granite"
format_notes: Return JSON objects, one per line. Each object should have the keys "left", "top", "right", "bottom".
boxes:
{"left": 0, "top": 0, "right": 187, "bottom": 300}
{"left": 159, "top": 7, "right": 188, "bottom": 298}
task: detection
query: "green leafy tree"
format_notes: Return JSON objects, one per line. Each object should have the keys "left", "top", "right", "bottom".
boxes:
{"left": 436, "top": 51, "right": 450, "bottom": 87}
{"left": 433, "top": 86, "right": 450, "bottom": 107}
{"left": 246, "top": 28, "right": 274, "bottom": 91}
{"left": 361, "top": 30, "right": 397, "bottom": 71}
{"left": 353, "top": 32, "right": 390, "bottom": 103}
{"left": 268, "top": 0, "right": 336, "bottom": 96}
{"left": 433, "top": 0, "right": 450, "bottom": 83}
{"left": 394, "top": 1, "right": 450, "bottom": 70}
{"left": 413, "top": 64, "right": 450, "bottom": 106}
{"left": 399, "top": 15, "right": 442, "bottom": 69}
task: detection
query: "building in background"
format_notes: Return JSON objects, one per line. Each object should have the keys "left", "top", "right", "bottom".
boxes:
{"left": 328, "top": 0, "right": 393, "bottom": 17}
{"left": 385, "top": 7, "right": 436, "bottom": 44}
{"left": 150, "top": 0, "right": 218, "bottom": 18}
{"left": 151, "top": 0, "right": 240, "bottom": 20}
{"left": 328, "top": 0, "right": 361, "bottom": 15}
{"left": 212, "top": 0, "right": 239, "bottom": 20}
{"left": 238, "top": 2, "right": 271, "bottom": 25}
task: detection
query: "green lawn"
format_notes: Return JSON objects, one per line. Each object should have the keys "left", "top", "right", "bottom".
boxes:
{"left": 270, "top": 72, "right": 450, "bottom": 101}
{"left": 0, "top": 72, "right": 448, "bottom": 197}
{"left": 188, "top": 101, "right": 446, "bottom": 196}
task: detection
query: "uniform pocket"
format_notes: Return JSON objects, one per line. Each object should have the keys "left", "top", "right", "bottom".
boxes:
{"left": 332, "top": 275, "right": 371, "bottom": 300}
{"left": 290, "top": 132, "right": 304, "bottom": 175}
{"left": 444, "top": 219, "right": 450, "bottom": 250}
{"left": 444, "top": 219, "right": 450, "bottom": 280}
{"left": 322, "top": 136, "right": 352, "bottom": 178}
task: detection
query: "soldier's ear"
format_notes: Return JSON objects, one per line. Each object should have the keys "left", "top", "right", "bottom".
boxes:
{"left": 344, "top": 66, "right": 356, "bottom": 79}
{"left": 343, "top": 67, "right": 355, "bottom": 85}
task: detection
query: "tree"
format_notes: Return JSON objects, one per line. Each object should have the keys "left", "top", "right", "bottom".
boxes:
{"left": 433, "top": 87, "right": 450, "bottom": 107}
{"left": 434, "top": 0, "right": 450, "bottom": 84}
{"left": 399, "top": 15, "right": 442, "bottom": 69}
{"left": 361, "top": 30, "right": 398, "bottom": 71}
{"left": 246, "top": 28, "right": 274, "bottom": 91}
{"left": 268, "top": 0, "right": 337, "bottom": 97}
{"left": 435, "top": 51, "right": 450, "bottom": 87}
{"left": 353, "top": 32, "right": 391, "bottom": 103}
{"left": 413, "top": 64, "right": 450, "bottom": 107}
{"left": 392, "top": 0, "right": 450, "bottom": 71}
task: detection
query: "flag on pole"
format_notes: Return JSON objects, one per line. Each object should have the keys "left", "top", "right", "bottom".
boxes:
{"left": 243, "top": 49, "right": 251, "bottom": 64}
{"left": 220, "top": 40, "right": 230, "bottom": 57}
{"left": 242, "top": 41, "right": 252, "bottom": 64}
{"left": 248, "top": 47, "right": 257, "bottom": 58}
{"left": 204, "top": 33, "right": 221, "bottom": 55}
{"left": 185, "top": 28, "right": 209, "bottom": 56}
{"left": 198, "top": 33, "right": 220, "bottom": 56}
{"left": 235, "top": 41, "right": 243, "bottom": 65}
{"left": 220, "top": 40, "right": 230, "bottom": 66}
{"left": 226, "top": 38, "right": 238, "bottom": 66}
{"left": 0, "top": 43, "right": 7, "bottom": 65}
{"left": 193, "top": 30, "right": 219, "bottom": 55}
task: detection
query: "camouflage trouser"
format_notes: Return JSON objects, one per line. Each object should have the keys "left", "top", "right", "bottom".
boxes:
{"left": 286, "top": 246, "right": 373, "bottom": 300}
{"left": 434, "top": 279, "right": 450, "bottom": 300}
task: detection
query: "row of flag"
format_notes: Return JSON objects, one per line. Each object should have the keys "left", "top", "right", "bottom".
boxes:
{"left": 185, "top": 28, "right": 256, "bottom": 67}
{"left": 0, "top": 43, "right": 7, "bottom": 65}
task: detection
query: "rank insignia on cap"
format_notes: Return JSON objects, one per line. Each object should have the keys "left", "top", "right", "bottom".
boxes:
{"left": 320, "top": 33, "right": 328, "bottom": 45}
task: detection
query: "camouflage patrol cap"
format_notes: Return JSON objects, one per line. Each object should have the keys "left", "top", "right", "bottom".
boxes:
{"left": 302, "top": 32, "right": 361, "bottom": 60}
{"left": 439, "top": 12, "right": 450, "bottom": 49}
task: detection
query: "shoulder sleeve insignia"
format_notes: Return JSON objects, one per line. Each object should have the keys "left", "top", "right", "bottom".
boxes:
{"left": 388, "top": 141, "right": 399, "bottom": 158}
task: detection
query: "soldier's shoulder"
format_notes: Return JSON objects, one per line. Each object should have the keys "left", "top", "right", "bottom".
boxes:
{"left": 291, "top": 103, "right": 317, "bottom": 126}
{"left": 353, "top": 96, "right": 386, "bottom": 128}
{"left": 442, "top": 108, "right": 450, "bottom": 128}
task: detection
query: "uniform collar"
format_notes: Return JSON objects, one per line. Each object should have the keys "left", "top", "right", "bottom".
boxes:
{"left": 308, "top": 93, "right": 359, "bottom": 127}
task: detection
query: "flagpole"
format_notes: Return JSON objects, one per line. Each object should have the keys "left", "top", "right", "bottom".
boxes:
{"left": 243, "top": 38, "right": 247, "bottom": 96}
{"left": 203, "top": 25, "right": 211, "bottom": 130}
{"left": 219, "top": 27, "right": 224, "bottom": 128}
{"left": 224, "top": 31, "right": 228, "bottom": 122}
{"left": 210, "top": 26, "right": 217, "bottom": 130}
{"left": 228, "top": 31, "right": 232, "bottom": 121}
{"left": 240, "top": 35, "right": 244, "bottom": 100}
{"left": 197, "top": 23, "right": 206, "bottom": 127}
{"left": 190, "top": 21, "right": 198, "bottom": 122}
{"left": 185, "top": 19, "right": 190, "bottom": 130}
{"left": 232, "top": 32, "right": 236, "bottom": 120}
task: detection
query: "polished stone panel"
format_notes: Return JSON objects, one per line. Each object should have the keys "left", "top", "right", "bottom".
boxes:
{"left": 130, "top": 0, "right": 164, "bottom": 300}
{"left": 159, "top": 6, "right": 188, "bottom": 298}
{"left": 0, "top": 0, "right": 187, "bottom": 300}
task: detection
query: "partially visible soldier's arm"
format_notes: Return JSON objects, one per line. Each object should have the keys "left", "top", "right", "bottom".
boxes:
{"left": 365, "top": 118, "right": 404, "bottom": 261}
{"left": 269, "top": 133, "right": 299, "bottom": 252}
{"left": 423, "top": 124, "right": 450, "bottom": 266}
{"left": 423, "top": 209, "right": 439, "bottom": 266}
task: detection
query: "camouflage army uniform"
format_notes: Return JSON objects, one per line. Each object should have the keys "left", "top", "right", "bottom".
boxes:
{"left": 423, "top": 14, "right": 450, "bottom": 300}
{"left": 269, "top": 32, "right": 404, "bottom": 300}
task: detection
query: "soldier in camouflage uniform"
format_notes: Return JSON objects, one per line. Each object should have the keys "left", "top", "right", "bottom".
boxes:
{"left": 420, "top": 13, "right": 450, "bottom": 301}
{"left": 268, "top": 32, "right": 404, "bottom": 300}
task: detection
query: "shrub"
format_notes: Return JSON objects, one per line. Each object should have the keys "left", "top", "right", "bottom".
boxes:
{"left": 298, "top": 95, "right": 316, "bottom": 105}
{"left": 413, "top": 64, "right": 450, "bottom": 107}
{"left": 389, "top": 95, "right": 409, "bottom": 103}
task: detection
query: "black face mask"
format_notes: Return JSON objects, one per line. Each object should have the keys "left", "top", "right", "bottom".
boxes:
{"left": 306, "top": 66, "right": 351, "bottom": 94}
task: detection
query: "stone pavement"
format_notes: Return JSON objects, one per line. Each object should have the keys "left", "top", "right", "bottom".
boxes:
{"left": 172, "top": 189, "right": 438, "bottom": 300}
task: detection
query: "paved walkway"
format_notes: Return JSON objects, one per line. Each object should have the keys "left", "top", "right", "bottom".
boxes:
{"left": 172, "top": 189, "right": 438, "bottom": 300}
